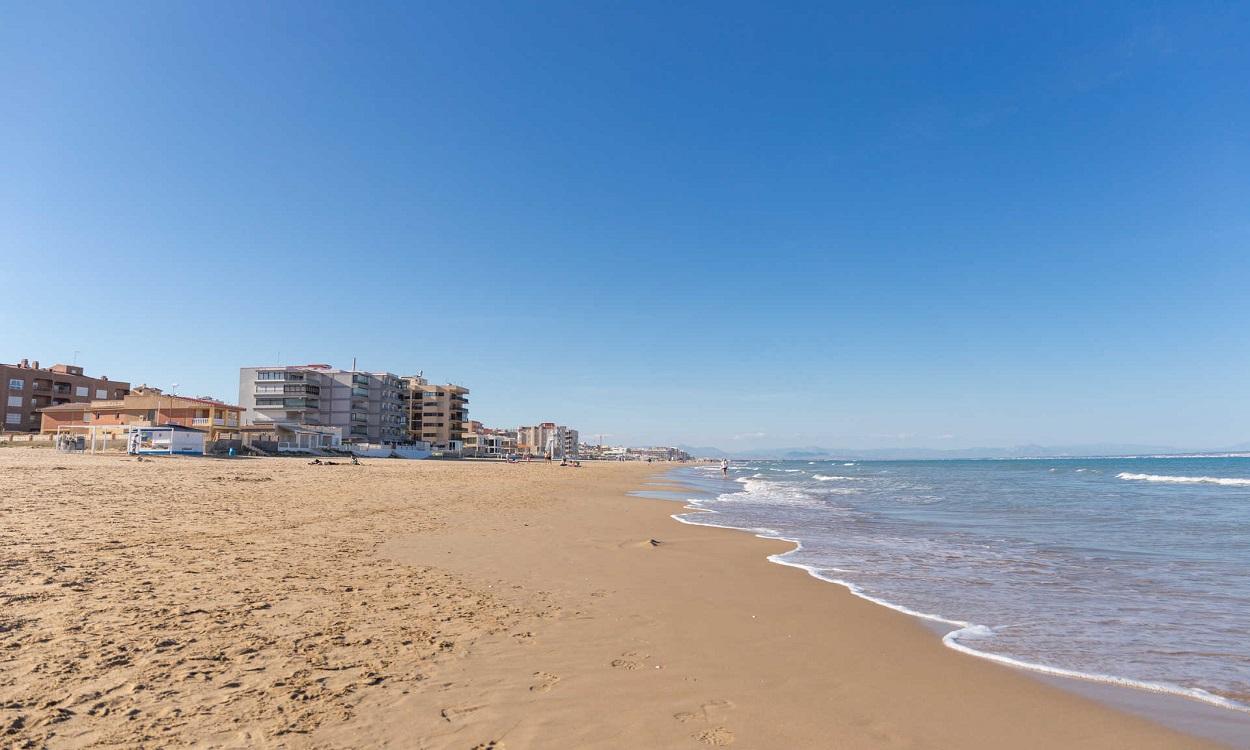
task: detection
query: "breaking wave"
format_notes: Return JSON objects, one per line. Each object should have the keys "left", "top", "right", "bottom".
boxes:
{"left": 1117, "top": 472, "right": 1250, "bottom": 487}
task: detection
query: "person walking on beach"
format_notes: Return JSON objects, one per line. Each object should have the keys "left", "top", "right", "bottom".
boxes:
{"left": 721, "top": 459, "right": 729, "bottom": 476}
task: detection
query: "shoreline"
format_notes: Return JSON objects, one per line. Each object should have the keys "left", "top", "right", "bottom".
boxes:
{"left": 0, "top": 453, "right": 1235, "bottom": 748}
{"left": 654, "top": 467, "right": 1250, "bottom": 748}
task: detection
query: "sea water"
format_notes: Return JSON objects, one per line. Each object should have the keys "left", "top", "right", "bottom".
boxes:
{"left": 664, "top": 457, "right": 1250, "bottom": 714}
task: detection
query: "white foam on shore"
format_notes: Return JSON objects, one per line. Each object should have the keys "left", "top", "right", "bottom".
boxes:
{"left": 812, "top": 474, "right": 863, "bottom": 481}
{"left": 657, "top": 469, "right": 1250, "bottom": 715}
{"left": 1117, "top": 472, "right": 1250, "bottom": 487}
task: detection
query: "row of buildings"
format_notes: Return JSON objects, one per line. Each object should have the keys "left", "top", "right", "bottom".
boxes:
{"left": 5, "top": 357, "right": 602, "bottom": 459}
{"left": 460, "top": 421, "right": 581, "bottom": 459}
{"left": 236, "top": 365, "right": 470, "bottom": 451}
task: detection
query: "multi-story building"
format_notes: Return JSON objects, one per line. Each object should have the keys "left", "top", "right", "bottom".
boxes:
{"left": 38, "top": 386, "right": 242, "bottom": 442}
{"left": 627, "top": 446, "right": 692, "bottom": 462}
{"left": 400, "top": 376, "right": 469, "bottom": 452}
{"left": 462, "top": 422, "right": 517, "bottom": 458}
{"left": 516, "top": 423, "right": 579, "bottom": 458}
{"left": 2, "top": 359, "right": 130, "bottom": 433}
{"left": 238, "top": 365, "right": 405, "bottom": 444}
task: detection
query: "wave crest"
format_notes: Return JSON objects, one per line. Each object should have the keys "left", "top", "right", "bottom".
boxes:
{"left": 1117, "top": 472, "right": 1250, "bottom": 487}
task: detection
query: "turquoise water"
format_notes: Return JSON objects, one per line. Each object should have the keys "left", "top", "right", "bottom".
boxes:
{"left": 667, "top": 457, "right": 1250, "bottom": 710}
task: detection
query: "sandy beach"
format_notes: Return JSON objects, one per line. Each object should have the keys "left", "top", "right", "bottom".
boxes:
{"left": 0, "top": 450, "right": 1230, "bottom": 748}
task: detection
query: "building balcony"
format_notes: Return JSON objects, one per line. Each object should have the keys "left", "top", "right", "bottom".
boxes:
{"left": 192, "top": 418, "right": 209, "bottom": 425}
{"left": 256, "top": 402, "right": 317, "bottom": 412}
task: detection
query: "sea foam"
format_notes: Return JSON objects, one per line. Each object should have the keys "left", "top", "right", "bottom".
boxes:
{"left": 1117, "top": 472, "right": 1250, "bottom": 487}
{"left": 654, "top": 458, "right": 1250, "bottom": 718}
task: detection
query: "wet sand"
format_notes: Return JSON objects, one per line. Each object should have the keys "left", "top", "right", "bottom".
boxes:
{"left": 0, "top": 451, "right": 1229, "bottom": 748}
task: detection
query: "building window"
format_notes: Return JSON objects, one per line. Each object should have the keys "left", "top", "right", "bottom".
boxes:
{"left": 257, "top": 371, "right": 285, "bottom": 380}
{"left": 75, "top": 386, "right": 89, "bottom": 397}
{"left": 8, "top": 379, "right": 23, "bottom": 390}
{"left": 4, "top": 413, "right": 19, "bottom": 425}
{"left": 6, "top": 396, "right": 20, "bottom": 408}
{"left": 95, "top": 389, "right": 107, "bottom": 399}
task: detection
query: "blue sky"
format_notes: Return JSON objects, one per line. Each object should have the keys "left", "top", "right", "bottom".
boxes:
{"left": 2, "top": 1, "right": 1248, "bottom": 450}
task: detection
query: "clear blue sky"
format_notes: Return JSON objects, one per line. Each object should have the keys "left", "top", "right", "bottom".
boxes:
{"left": 2, "top": 1, "right": 1248, "bottom": 450}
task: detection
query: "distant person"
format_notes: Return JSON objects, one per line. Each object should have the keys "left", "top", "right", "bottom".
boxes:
{"left": 721, "top": 459, "right": 729, "bottom": 476}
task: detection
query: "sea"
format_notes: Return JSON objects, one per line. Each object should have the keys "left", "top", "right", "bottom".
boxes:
{"left": 650, "top": 457, "right": 1250, "bottom": 738}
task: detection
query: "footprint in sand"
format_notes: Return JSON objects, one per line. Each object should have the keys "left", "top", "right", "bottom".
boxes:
{"left": 694, "top": 727, "right": 735, "bottom": 746}
{"left": 529, "top": 671, "right": 560, "bottom": 692}
{"left": 440, "top": 705, "right": 483, "bottom": 722}
{"left": 609, "top": 651, "right": 648, "bottom": 670}
{"left": 674, "top": 698, "right": 734, "bottom": 723}
{"left": 674, "top": 699, "right": 736, "bottom": 745}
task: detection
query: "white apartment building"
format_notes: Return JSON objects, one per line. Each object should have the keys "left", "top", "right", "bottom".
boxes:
{"left": 238, "top": 364, "right": 405, "bottom": 444}
{"left": 517, "top": 422, "right": 579, "bottom": 458}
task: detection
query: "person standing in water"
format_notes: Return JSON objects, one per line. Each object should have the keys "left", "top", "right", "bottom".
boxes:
{"left": 721, "top": 458, "right": 729, "bottom": 476}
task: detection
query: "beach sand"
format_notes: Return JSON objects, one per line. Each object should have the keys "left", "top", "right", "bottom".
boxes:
{"left": 0, "top": 451, "right": 1228, "bottom": 748}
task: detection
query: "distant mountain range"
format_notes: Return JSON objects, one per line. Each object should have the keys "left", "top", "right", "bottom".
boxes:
{"left": 675, "top": 443, "right": 1250, "bottom": 460}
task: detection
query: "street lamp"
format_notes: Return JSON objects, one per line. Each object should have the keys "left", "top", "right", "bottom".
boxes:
{"left": 155, "top": 382, "right": 179, "bottom": 427}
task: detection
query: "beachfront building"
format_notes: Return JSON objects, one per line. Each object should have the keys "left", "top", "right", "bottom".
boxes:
{"left": 238, "top": 423, "right": 344, "bottom": 454}
{"left": 516, "top": 423, "right": 579, "bottom": 459}
{"left": 627, "top": 446, "right": 692, "bottom": 462}
{"left": 399, "top": 376, "right": 469, "bottom": 453}
{"left": 578, "top": 442, "right": 630, "bottom": 460}
{"left": 38, "top": 386, "right": 243, "bottom": 443}
{"left": 238, "top": 365, "right": 405, "bottom": 444}
{"left": 2, "top": 359, "right": 130, "bottom": 433}
{"left": 461, "top": 422, "right": 517, "bottom": 458}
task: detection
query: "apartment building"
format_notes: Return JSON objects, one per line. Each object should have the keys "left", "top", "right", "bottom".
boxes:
{"left": 627, "top": 446, "right": 692, "bottom": 462}
{"left": 461, "top": 422, "right": 517, "bottom": 458}
{"left": 238, "top": 365, "right": 405, "bottom": 444}
{"left": 400, "top": 376, "right": 469, "bottom": 452}
{"left": 2, "top": 359, "right": 130, "bottom": 433}
{"left": 516, "top": 423, "right": 579, "bottom": 458}
{"left": 39, "top": 386, "right": 242, "bottom": 442}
